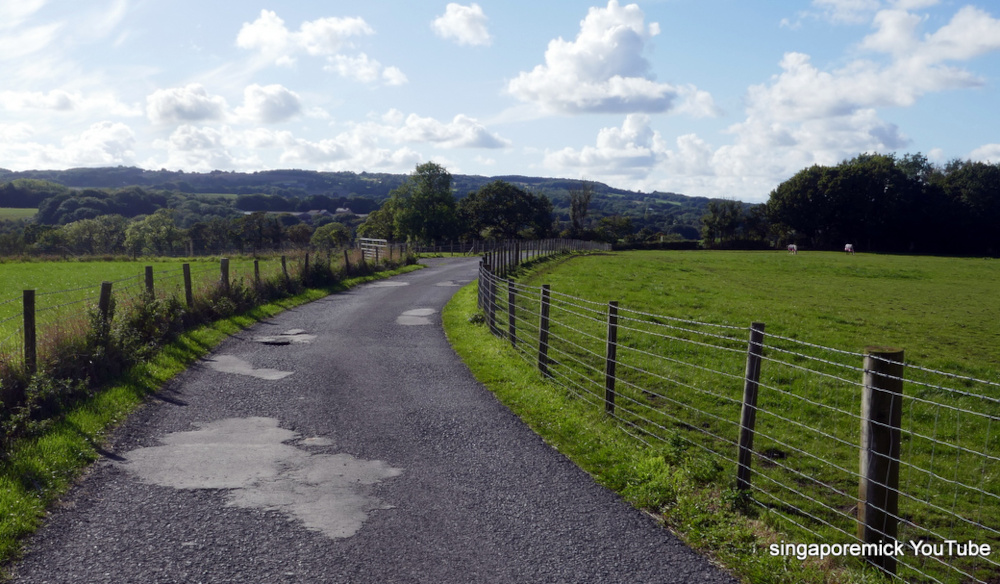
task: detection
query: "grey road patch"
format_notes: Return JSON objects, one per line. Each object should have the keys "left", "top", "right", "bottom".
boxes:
{"left": 396, "top": 308, "right": 437, "bottom": 325}
{"left": 366, "top": 281, "right": 409, "bottom": 288}
{"left": 205, "top": 355, "right": 293, "bottom": 380}
{"left": 118, "top": 417, "right": 402, "bottom": 539}
{"left": 254, "top": 329, "right": 317, "bottom": 345}
{"left": 434, "top": 280, "right": 468, "bottom": 287}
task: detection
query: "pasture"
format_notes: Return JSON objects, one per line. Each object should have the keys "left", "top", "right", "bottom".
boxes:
{"left": 502, "top": 250, "right": 1000, "bottom": 582}
{"left": 0, "top": 208, "right": 37, "bottom": 221}
{"left": 0, "top": 257, "right": 287, "bottom": 351}
{"left": 522, "top": 250, "right": 1000, "bottom": 378}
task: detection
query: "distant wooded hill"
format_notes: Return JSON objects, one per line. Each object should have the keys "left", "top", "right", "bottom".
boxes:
{"left": 0, "top": 166, "right": 713, "bottom": 239}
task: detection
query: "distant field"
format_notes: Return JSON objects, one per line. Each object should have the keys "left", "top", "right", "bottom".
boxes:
{"left": 0, "top": 208, "right": 37, "bottom": 220}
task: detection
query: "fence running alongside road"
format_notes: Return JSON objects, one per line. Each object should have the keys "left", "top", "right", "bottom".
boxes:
{"left": 477, "top": 258, "right": 999, "bottom": 584}
{"left": 0, "top": 247, "right": 388, "bottom": 376}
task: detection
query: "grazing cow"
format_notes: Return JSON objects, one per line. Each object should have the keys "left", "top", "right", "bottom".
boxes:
{"left": 844, "top": 243, "right": 855, "bottom": 255}
{"left": 787, "top": 244, "right": 798, "bottom": 254}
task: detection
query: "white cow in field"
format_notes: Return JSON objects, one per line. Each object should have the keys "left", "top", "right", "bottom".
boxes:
{"left": 787, "top": 244, "right": 798, "bottom": 254}
{"left": 845, "top": 243, "right": 855, "bottom": 255}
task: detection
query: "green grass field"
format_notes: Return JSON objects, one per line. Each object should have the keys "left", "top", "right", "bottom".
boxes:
{"left": 0, "top": 208, "right": 37, "bottom": 221}
{"left": 0, "top": 256, "right": 294, "bottom": 351}
{"left": 522, "top": 250, "right": 1000, "bottom": 376}
{"left": 489, "top": 250, "right": 1000, "bottom": 583}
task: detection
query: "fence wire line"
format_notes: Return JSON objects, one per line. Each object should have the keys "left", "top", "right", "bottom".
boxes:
{"left": 477, "top": 259, "right": 1000, "bottom": 584}
{"left": 617, "top": 313, "right": 748, "bottom": 346}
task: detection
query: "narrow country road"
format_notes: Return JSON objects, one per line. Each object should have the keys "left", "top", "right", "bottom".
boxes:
{"left": 10, "top": 257, "right": 736, "bottom": 584}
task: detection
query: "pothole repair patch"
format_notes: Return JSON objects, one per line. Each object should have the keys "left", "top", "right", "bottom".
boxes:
{"left": 366, "top": 281, "right": 409, "bottom": 288}
{"left": 118, "top": 417, "right": 403, "bottom": 539}
{"left": 254, "top": 329, "right": 317, "bottom": 345}
{"left": 396, "top": 308, "right": 437, "bottom": 325}
{"left": 205, "top": 355, "right": 293, "bottom": 380}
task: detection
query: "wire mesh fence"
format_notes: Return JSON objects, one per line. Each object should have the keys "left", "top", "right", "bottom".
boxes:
{"left": 478, "top": 259, "right": 1000, "bottom": 584}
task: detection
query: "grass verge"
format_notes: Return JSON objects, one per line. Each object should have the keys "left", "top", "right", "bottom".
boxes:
{"left": 442, "top": 277, "right": 885, "bottom": 584}
{"left": 0, "top": 263, "right": 422, "bottom": 573}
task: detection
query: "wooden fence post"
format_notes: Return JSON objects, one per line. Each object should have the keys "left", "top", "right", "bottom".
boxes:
{"left": 182, "top": 264, "right": 193, "bottom": 308}
{"left": 303, "top": 252, "right": 310, "bottom": 284}
{"left": 486, "top": 267, "right": 497, "bottom": 335}
{"left": 507, "top": 279, "right": 516, "bottom": 348}
{"left": 220, "top": 258, "right": 230, "bottom": 294}
{"left": 604, "top": 301, "right": 619, "bottom": 415}
{"left": 477, "top": 260, "right": 484, "bottom": 310}
{"left": 22, "top": 290, "right": 36, "bottom": 375}
{"left": 254, "top": 260, "right": 260, "bottom": 287}
{"left": 538, "top": 284, "right": 551, "bottom": 377}
{"left": 98, "top": 282, "right": 113, "bottom": 322}
{"left": 858, "top": 347, "right": 904, "bottom": 576}
{"left": 737, "top": 322, "right": 766, "bottom": 492}
{"left": 281, "top": 255, "right": 289, "bottom": 281}
{"left": 144, "top": 266, "right": 154, "bottom": 297}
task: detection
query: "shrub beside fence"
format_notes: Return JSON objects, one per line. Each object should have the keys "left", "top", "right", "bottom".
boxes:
{"left": 477, "top": 252, "right": 999, "bottom": 584}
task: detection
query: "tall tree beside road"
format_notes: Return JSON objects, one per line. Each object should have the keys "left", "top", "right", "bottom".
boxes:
{"left": 360, "top": 162, "right": 459, "bottom": 244}
{"left": 458, "top": 180, "right": 553, "bottom": 240}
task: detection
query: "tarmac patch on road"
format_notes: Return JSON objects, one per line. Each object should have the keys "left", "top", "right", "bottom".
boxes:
{"left": 118, "top": 417, "right": 403, "bottom": 539}
{"left": 366, "top": 281, "right": 409, "bottom": 288}
{"left": 253, "top": 329, "right": 317, "bottom": 345}
{"left": 205, "top": 355, "right": 294, "bottom": 380}
{"left": 396, "top": 308, "right": 437, "bottom": 325}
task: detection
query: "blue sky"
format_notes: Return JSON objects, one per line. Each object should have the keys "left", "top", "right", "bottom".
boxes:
{"left": 1, "top": 0, "right": 998, "bottom": 202}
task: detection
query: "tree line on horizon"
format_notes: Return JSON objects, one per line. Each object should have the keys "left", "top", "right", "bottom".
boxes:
{"left": 0, "top": 163, "right": 698, "bottom": 257}
{"left": 2, "top": 154, "right": 999, "bottom": 257}
{"left": 701, "top": 153, "right": 1000, "bottom": 256}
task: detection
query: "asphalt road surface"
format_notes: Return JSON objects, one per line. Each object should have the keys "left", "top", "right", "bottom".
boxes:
{"left": 10, "top": 257, "right": 737, "bottom": 584}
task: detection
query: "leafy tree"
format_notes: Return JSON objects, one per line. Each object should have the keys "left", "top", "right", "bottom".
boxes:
{"left": 568, "top": 182, "right": 594, "bottom": 237}
{"left": 237, "top": 212, "right": 284, "bottom": 254}
{"left": 361, "top": 162, "right": 459, "bottom": 243}
{"left": 942, "top": 161, "right": 1000, "bottom": 253}
{"left": 766, "top": 164, "right": 836, "bottom": 246}
{"left": 310, "top": 222, "right": 351, "bottom": 250}
{"left": 595, "top": 215, "right": 634, "bottom": 243}
{"left": 286, "top": 223, "right": 314, "bottom": 248}
{"left": 124, "top": 209, "right": 183, "bottom": 257}
{"left": 701, "top": 200, "right": 745, "bottom": 245}
{"left": 457, "top": 180, "right": 554, "bottom": 240}
{"left": 356, "top": 206, "right": 396, "bottom": 240}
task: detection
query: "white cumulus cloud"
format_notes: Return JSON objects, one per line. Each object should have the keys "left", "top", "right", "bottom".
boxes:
{"left": 545, "top": 114, "right": 668, "bottom": 179}
{"left": 393, "top": 111, "right": 510, "bottom": 148}
{"left": 235, "top": 84, "right": 302, "bottom": 124}
{"left": 236, "top": 9, "right": 404, "bottom": 85}
{"left": 326, "top": 53, "right": 408, "bottom": 86}
{"left": 146, "top": 84, "right": 228, "bottom": 125}
{"left": 432, "top": 3, "right": 492, "bottom": 46}
{"left": 507, "top": 0, "right": 701, "bottom": 114}
{"left": 970, "top": 144, "right": 1000, "bottom": 163}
